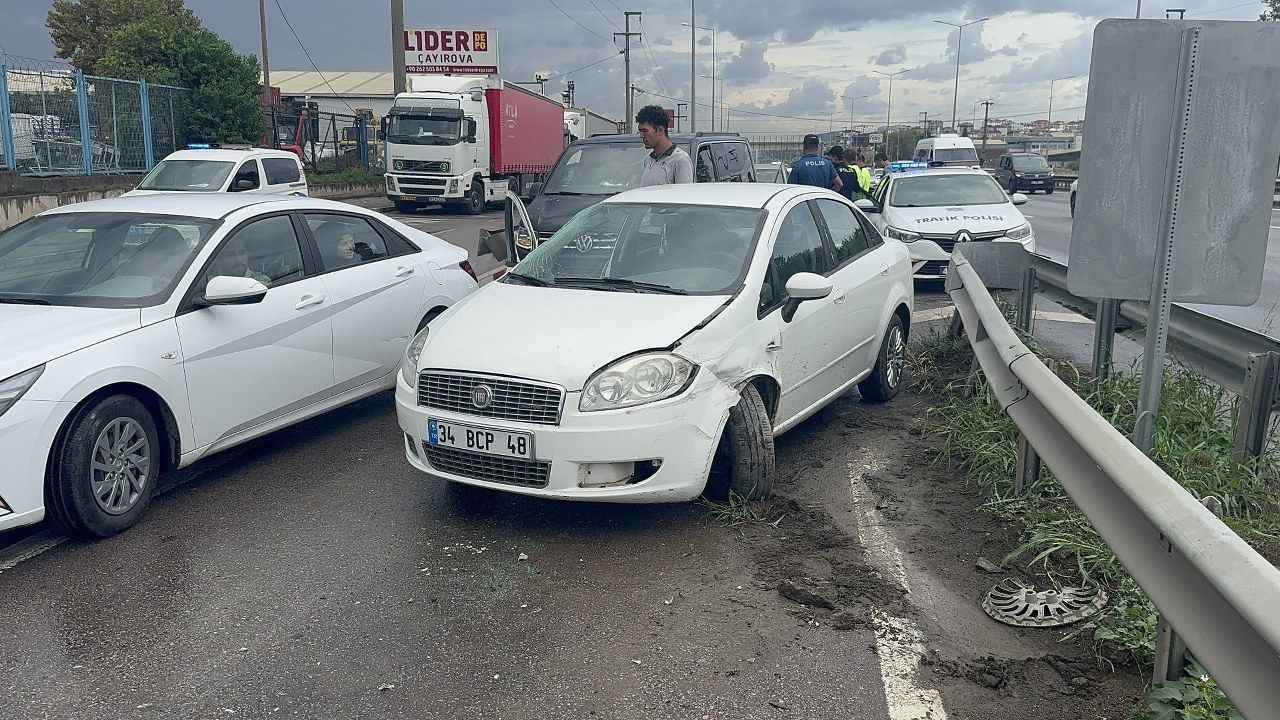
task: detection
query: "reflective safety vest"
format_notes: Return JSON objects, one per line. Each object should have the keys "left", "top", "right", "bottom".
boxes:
{"left": 850, "top": 164, "right": 873, "bottom": 193}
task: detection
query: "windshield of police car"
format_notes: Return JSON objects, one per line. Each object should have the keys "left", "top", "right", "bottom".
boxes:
{"left": 887, "top": 174, "right": 1009, "bottom": 208}
{"left": 137, "top": 159, "right": 235, "bottom": 191}
{"left": 0, "top": 212, "right": 217, "bottom": 307}
{"left": 507, "top": 202, "right": 765, "bottom": 294}
{"left": 542, "top": 144, "right": 654, "bottom": 195}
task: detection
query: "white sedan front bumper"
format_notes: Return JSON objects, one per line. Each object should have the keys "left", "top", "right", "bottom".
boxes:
{"left": 0, "top": 397, "right": 76, "bottom": 532}
{"left": 395, "top": 369, "right": 740, "bottom": 502}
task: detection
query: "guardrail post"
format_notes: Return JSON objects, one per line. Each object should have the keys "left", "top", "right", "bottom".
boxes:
{"left": 1233, "top": 352, "right": 1280, "bottom": 461}
{"left": 1017, "top": 267, "right": 1037, "bottom": 333}
{"left": 1153, "top": 495, "right": 1224, "bottom": 684}
{"left": 139, "top": 79, "right": 154, "bottom": 170}
{"left": 1014, "top": 435, "right": 1041, "bottom": 494}
{"left": 75, "top": 70, "right": 92, "bottom": 174}
{"left": 1092, "top": 298, "right": 1120, "bottom": 380}
{"left": 0, "top": 65, "right": 15, "bottom": 171}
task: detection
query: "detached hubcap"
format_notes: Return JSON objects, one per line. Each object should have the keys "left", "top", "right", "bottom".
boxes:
{"left": 89, "top": 418, "right": 150, "bottom": 515}
{"left": 885, "top": 326, "right": 906, "bottom": 388}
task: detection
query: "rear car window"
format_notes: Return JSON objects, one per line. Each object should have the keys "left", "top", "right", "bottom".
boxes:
{"left": 262, "top": 157, "right": 302, "bottom": 185}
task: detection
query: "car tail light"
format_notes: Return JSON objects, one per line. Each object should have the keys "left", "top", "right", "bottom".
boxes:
{"left": 458, "top": 260, "right": 478, "bottom": 282}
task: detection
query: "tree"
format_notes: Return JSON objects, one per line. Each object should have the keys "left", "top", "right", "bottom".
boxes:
{"left": 97, "top": 18, "right": 265, "bottom": 144}
{"left": 1264, "top": 0, "right": 1280, "bottom": 20}
{"left": 46, "top": 0, "right": 200, "bottom": 74}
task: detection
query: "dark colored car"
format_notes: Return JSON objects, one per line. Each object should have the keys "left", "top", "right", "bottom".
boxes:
{"left": 994, "top": 152, "right": 1055, "bottom": 194}
{"left": 516, "top": 133, "right": 756, "bottom": 264}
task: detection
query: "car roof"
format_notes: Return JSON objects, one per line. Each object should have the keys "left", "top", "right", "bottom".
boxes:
{"left": 42, "top": 193, "right": 304, "bottom": 219}
{"left": 159, "top": 148, "right": 300, "bottom": 163}
{"left": 570, "top": 132, "right": 746, "bottom": 146}
{"left": 888, "top": 167, "right": 993, "bottom": 180}
{"left": 603, "top": 182, "right": 819, "bottom": 209}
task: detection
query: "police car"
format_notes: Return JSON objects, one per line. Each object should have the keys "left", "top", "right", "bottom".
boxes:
{"left": 856, "top": 166, "right": 1033, "bottom": 279}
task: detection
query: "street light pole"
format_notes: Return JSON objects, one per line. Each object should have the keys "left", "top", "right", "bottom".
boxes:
{"left": 683, "top": 21, "right": 714, "bottom": 130}
{"left": 841, "top": 93, "right": 871, "bottom": 134}
{"left": 1048, "top": 75, "right": 1079, "bottom": 128}
{"left": 934, "top": 17, "right": 988, "bottom": 132}
{"left": 690, "top": 0, "right": 696, "bottom": 132}
{"left": 873, "top": 68, "right": 910, "bottom": 160}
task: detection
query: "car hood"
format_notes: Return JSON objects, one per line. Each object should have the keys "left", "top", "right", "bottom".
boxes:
{"left": 420, "top": 282, "right": 728, "bottom": 391}
{"left": 526, "top": 192, "right": 610, "bottom": 236}
{"left": 886, "top": 203, "right": 1027, "bottom": 235}
{"left": 0, "top": 304, "right": 141, "bottom": 380}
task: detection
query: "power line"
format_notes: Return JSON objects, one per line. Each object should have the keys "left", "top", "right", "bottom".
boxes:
{"left": 636, "top": 16, "right": 674, "bottom": 97}
{"left": 547, "top": 51, "right": 624, "bottom": 80}
{"left": 272, "top": 0, "right": 357, "bottom": 114}
{"left": 544, "top": 0, "right": 615, "bottom": 43}
{"left": 604, "top": 0, "right": 624, "bottom": 12}
{"left": 585, "top": 0, "right": 622, "bottom": 31}
{"left": 1192, "top": 1, "right": 1260, "bottom": 16}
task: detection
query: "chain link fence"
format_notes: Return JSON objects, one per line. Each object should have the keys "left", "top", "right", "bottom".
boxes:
{"left": 264, "top": 103, "right": 380, "bottom": 173}
{"left": 1, "top": 58, "right": 189, "bottom": 176}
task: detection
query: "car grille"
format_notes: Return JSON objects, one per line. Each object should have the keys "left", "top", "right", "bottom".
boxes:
{"left": 918, "top": 229, "right": 1006, "bottom": 254}
{"left": 395, "top": 159, "right": 450, "bottom": 173}
{"left": 418, "top": 371, "right": 564, "bottom": 425}
{"left": 920, "top": 260, "right": 948, "bottom": 276}
{"left": 423, "top": 445, "right": 551, "bottom": 488}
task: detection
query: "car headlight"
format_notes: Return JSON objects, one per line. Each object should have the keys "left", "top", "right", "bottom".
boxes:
{"left": 400, "top": 326, "right": 430, "bottom": 387}
{"left": 0, "top": 365, "right": 44, "bottom": 418}
{"left": 580, "top": 352, "right": 696, "bottom": 412}
{"left": 884, "top": 226, "right": 921, "bottom": 243}
{"left": 1006, "top": 223, "right": 1032, "bottom": 241}
{"left": 1013, "top": 172, "right": 1023, "bottom": 178}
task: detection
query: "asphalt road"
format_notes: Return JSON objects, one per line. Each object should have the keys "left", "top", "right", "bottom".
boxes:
{"left": 1023, "top": 191, "right": 1280, "bottom": 336}
{"left": 0, "top": 199, "right": 1144, "bottom": 719}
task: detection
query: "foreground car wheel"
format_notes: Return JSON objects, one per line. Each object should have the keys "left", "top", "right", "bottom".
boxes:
{"left": 704, "top": 385, "right": 775, "bottom": 501}
{"left": 859, "top": 316, "right": 906, "bottom": 404}
{"left": 49, "top": 395, "right": 159, "bottom": 539}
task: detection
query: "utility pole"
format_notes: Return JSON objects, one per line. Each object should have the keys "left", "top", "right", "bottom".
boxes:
{"left": 921, "top": 111, "right": 929, "bottom": 138}
{"left": 676, "top": 102, "right": 688, "bottom": 132}
{"left": 567, "top": 79, "right": 575, "bottom": 108}
{"left": 980, "top": 99, "right": 994, "bottom": 166}
{"left": 935, "top": 17, "right": 989, "bottom": 132}
{"left": 689, "top": 0, "right": 696, "bottom": 132}
{"left": 391, "top": 0, "right": 406, "bottom": 95}
{"left": 615, "top": 12, "right": 642, "bottom": 132}
{"left": 258, "top": 0, "right": 271, "bottom": 95}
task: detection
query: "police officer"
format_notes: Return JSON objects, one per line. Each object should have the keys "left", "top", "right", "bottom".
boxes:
{"left": 790, "top": 134, "right": 843, "bottom": 192}
{"left": 825, "top": 145, "right": 859, "bottom": 200}
{"left": 636, "top": 105, "right": 694, "bottom": 186}
{"left": 844, "top": 150, "right": 874, "bottom": 202}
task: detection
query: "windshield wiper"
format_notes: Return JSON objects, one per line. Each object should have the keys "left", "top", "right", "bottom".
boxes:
{"left": 0, "top": 295, "right": 53, "bottom": 305}
{"left": 503, "top": 271, "right": 552, "bottom": 287}
{"left": 554, "top": 277, "right": 688, "bottom": 295}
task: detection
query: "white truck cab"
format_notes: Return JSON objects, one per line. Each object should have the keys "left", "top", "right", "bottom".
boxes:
{"left": 913, "top": 134, "right": 980, "bottom": 168}
{"left": 125, "top": 147, "right": 308, "bottom": 197}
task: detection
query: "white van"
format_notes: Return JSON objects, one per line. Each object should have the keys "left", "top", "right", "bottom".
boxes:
{"left": 125, "top": 147, "right": 308, "bottom": 197}
{"left": 913, "top": 134, "right": 980, "bottom": 167}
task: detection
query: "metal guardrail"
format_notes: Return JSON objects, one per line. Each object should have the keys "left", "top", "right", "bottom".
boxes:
{"left": 1025, "top": 253, "right": 1280, "bottom": 458}
{"left": 947, "top": 252, "right": 1280, "bottom": 719}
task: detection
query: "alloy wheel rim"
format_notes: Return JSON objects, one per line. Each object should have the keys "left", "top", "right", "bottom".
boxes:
{"left": 885, "top": 326, "right": 906, "bottom": 388}
{"left": 89, "top": 418, "right": 150, "bottom": 515}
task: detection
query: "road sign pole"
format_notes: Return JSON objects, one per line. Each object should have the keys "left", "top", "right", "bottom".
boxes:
{"left": 1134, "top": 28, "right": 1199, "bottom": 458}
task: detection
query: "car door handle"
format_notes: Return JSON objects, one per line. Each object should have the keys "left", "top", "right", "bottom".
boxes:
{"left": 295, "top": 294, "right": 324, "bottom": 310}
{"left": 395, "top": 265, "right": 415, "bottom": 277}
{"left": 765, "top": 340, "right": 782, "bottom": 351}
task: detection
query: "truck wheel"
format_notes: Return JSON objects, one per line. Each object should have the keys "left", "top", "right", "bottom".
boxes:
{"left": 393, "top": 200, "right": 418, "bottom": 214}
{"left": 704, "top": 385, "right": 775, "bottom": 501}
{"left": 1070, "top": 192, "right": 1076, "bottom": 216}
{"left": 859, "top": 315, "right": 906, "bottom": 404}
{"left": 1045, "top": 187, "right": 1054, "bottom": 195}
{"left": 48, "top": 394, "right": 160, "bottom": 539}
{"left": 464, "top": 181, "right": 485, "bottom": 215}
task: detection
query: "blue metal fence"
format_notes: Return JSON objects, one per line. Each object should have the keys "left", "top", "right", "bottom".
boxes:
{"left": 0, "top": 62, "right": 189, "bottom": 176}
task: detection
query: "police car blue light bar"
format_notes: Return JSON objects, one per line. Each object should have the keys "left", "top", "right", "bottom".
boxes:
{"left": 187, "top": 143, "right": 212, "bottom": 149}
{"left": 887, "top": 160, "right": 930, "bottom": 173}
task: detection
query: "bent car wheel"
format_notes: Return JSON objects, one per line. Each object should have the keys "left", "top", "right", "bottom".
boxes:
{"left": 49, "top": 394, "right": 159, "bottom": 539}
{"left": 704, "top": 385, "right": 776, "bottom": 501}
{"left": 859, "top": 316, "right": 906, "bottom": 404}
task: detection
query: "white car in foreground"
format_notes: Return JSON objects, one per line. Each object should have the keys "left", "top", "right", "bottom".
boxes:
{"left": 0, "top": 194, "right": 476, "bottom": 537}
{"left": 396, "top": 184, "right": 913, "bottom": 502}
{"left": 858, "top": 167, "right": 1034, "bottom": 279}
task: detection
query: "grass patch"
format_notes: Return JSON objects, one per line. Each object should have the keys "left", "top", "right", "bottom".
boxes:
{"left": 698, "top": 492, "right": 785, "bottom": 528}
{"left": 910, "top": 328, "right": 1280, "bottom": 718}
{"left": 308, "top": 166, "right": 383, "bottom": 186}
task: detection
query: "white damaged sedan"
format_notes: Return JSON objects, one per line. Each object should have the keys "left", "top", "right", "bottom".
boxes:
{"left": 396, "top": 184, "right": 913, "bottom": 502}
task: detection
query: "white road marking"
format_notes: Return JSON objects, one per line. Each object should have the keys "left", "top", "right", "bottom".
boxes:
{"left": 847, "top": 455, "right": 950, "bottom": 720}
{"left": 0, "top": 530, "right": 66, "bottom": 575}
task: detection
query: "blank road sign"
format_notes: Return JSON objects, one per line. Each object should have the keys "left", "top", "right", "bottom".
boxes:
{"left": 1068, "top": 19, "right": 1280, "bottom": 306}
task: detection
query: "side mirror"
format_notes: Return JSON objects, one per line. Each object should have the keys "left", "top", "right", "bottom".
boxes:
{"left": 781, "top": 272, "right": 833, "bottom": 323}
{"left": 854, "top": 198, "right": 878, "bottom": 213}
{"left": 195, "top": 276, "right": 268, "bottom": 307}
{"left": 1010, "top": 193, "right": 1028, "bottom": 206}
{"left": 377, "top": 129, "right": 386, "bottom": 141}
{"left": 233, "top": 178, "right": 255, "bottom": 191}
{"left": 526, "top": 181, "right": 542, "bottom": 198}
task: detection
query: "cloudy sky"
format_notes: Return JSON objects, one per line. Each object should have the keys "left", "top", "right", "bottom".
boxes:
{"left": 0, "top": 0, "right": 1268, "bottom": 131}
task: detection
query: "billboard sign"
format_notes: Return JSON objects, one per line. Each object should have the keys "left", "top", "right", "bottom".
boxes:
{"left": 404, "top": 29, "right": 499, "bottom": 75}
